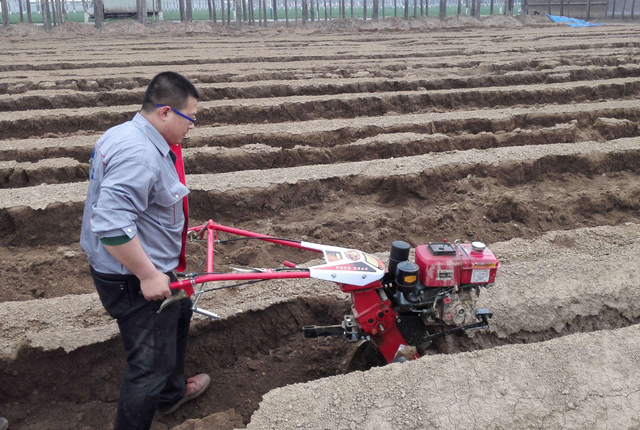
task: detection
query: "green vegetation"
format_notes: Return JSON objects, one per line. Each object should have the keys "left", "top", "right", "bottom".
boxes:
{"left": 0, "top": 11, "right": 86, "bottom": 23}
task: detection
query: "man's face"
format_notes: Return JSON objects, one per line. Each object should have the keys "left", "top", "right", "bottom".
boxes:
{"left": 161, "top": 96, "right": 198, "bottom": 145}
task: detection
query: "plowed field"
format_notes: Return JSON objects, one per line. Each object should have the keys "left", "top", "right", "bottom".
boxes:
{"left": 1, "top": 17, "right": 640, "bottom": 430}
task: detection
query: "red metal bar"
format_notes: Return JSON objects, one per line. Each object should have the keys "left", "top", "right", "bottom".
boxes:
{"left": 176, "top": 219, "right": 317, "bottom": 300}
{"left": 206, "top": 220, "right": 215, "bottom": 274}
{"left": 189, "top": 221, "right": 323, "bottom": 253}
{"left": 170, "top": 271, "right": 311, "bottom": 291}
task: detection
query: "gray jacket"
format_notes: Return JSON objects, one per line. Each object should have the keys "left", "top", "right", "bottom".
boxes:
{"left": 80, "top": 113, "right": 189, "bottom": 274}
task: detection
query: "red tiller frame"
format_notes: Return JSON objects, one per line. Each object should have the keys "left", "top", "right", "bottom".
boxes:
{"left": 169, "top": 220, "right": 321, "bottom": 297}
{"left": 170, "top": 219, "right": 419, "bottom": 363}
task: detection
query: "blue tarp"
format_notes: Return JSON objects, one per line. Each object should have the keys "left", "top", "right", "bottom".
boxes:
{"left": 547, "top": 14, "right": 603, "bottom": 27}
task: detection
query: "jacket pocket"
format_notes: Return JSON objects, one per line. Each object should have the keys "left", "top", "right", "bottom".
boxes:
{"left": 152, "top": 181, "right": 188, "bottom": 227}
{"left": 93, "top": 276, "right": 132, "bottom": 319}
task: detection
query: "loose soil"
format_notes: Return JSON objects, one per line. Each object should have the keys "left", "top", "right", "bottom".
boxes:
{"left": 1, "top": 18, "right": 640, "bottom": 430}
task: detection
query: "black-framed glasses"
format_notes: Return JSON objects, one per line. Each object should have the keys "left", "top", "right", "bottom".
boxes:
{"left": 155, "top": 104, "right": 196, "bottom": 124}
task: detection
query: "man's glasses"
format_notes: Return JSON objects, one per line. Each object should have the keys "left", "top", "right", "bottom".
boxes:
{"left": 155, "top": 104, "right": 196, "bottom": 124}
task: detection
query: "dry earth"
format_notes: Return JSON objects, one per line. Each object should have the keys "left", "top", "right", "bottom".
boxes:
{"left": 1, "top": 15, "right": 640, "bottom": 429}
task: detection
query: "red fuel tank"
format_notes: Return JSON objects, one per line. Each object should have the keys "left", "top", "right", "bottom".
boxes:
{"left": 415, "top": 242, "right": 498, "bottom": 287}
{"left": 458, "top": 242, "right": 499, "bottom": 284}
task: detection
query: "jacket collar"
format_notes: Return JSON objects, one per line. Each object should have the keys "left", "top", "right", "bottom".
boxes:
{"left": 132, "top": 112, "right": 171, "bottom": 157}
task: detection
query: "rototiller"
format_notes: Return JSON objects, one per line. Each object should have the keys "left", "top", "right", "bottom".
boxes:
{"left": 164, "top": 220, "right": 497, "bottom": 364}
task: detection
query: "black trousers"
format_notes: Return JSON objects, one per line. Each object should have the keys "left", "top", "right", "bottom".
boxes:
{"left": 90, "top": 267, "right": 193, "bottom": 430}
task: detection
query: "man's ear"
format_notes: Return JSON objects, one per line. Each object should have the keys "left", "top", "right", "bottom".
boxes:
{"left": 157, "top": 106, "right": 170, "bottom": 121}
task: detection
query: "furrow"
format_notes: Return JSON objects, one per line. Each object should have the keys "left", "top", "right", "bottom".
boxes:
{"left": 1, "top": 138, "right": 638, "bottom": 248}
{"left": 3, "top": 65, "right": 640, "bottom": 112}
{"left": 3, "top": 77, "right": 640, "bottom": 139}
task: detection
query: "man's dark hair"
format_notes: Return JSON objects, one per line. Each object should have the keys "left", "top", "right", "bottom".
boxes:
{"left": 142, "top": 72, "right": 200, "bottom": 112}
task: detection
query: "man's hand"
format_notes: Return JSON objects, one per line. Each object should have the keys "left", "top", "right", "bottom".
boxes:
{"left": 103, "top": 235, "right": 174, "bottom": 301}
{"left": 140, "top": 271, "right": 172, "bottom": 301}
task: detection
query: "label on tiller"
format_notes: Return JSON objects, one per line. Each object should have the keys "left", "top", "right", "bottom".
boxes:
{"left": 471, "top": 269, "right": 490, "bottom": 283}
{"left": 437, "top": 270, "right": 455, "bottom": 281}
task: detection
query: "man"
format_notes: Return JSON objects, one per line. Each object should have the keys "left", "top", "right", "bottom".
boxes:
{"left": 80, "top": 72, "right": 209, "bottom": 429}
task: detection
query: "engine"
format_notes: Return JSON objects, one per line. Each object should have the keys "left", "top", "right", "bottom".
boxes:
{"left": 302, "top": 238, "right": 497, "bottom": 363}
{"left": 385, "top": 240, "right": 497, "bottom": 352}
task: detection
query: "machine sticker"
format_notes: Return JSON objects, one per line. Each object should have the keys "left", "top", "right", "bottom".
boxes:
{"left": 325, "top": 251, "right": 342, "bottom": 262}
{"left": 472, "top": 262, "right": 497, "bottom": 268}
{"left": 471, "top": 269, "right": 490, "bottom": 283}
{"left": 437, "top": 270, "right": 455, "bottom": 281}
{"left": 345, "top": 250, "right": 361, "bottom": 261}
{"left": 317, "top": 262, "right": 376, "bottom": 272}
{"left": 364, "top": 253, "right": 384, "bottom": 270}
